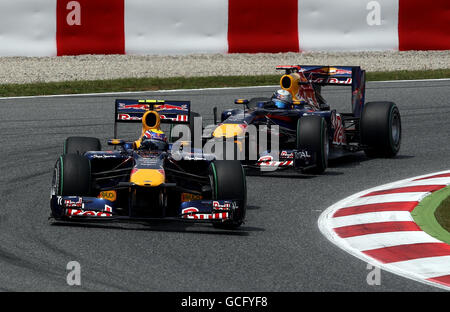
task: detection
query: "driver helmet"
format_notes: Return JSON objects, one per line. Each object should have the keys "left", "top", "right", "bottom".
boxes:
{"left": 271, "top": 89, "right": 292, "bottom": 109}
{"left": 141, "top": 129, "right": 168, "bottom": 151}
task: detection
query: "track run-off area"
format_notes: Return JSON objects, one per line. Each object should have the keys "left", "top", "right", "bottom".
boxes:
{"left": 0, "top": 79, "right": 449, "bottom": 291}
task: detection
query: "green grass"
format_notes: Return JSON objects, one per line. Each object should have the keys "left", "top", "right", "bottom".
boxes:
{"left": 411, "top": 185, "right": 450, "bottom": 244}
{"left": 1, "top": 68, "right": 450, "bottom": 97}
{"left": 435, "top": 195, "right": 450, "bottom": 233}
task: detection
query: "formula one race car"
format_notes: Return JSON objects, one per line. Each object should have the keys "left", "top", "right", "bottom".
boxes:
{"left": 204, "top": 65, "right": 401, "bottom": 174}
{"left": 50, "top": 99, "right": 247, "bottom": 229}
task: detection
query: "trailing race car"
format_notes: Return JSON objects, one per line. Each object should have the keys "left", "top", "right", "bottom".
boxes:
{"left": 50, "top": 99, "right": 247, "bottom": 229}
{"left": 204, "top": 65, "right": 401, "bottom": 174}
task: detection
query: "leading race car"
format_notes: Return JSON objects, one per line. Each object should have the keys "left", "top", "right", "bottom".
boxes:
{"left": 204, "top": 65, "right": 401, "bottom": 174}
{"left": 50, "top": 99, "right": 247, "bottom": 229}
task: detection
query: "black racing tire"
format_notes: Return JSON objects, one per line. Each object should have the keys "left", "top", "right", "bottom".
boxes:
{"left": 64, "top": 136, "right": 101, "bottom": 155}
{"left": 296, "top": 115, "right": 328, "bottom": 174}
{"left": 361, "top": 101, "right": 401, "bottom": 158}
{"left": 54, "top": 154, "right": 91, "bottom": 196}
{"left": 209, "top": 160, "right": 247, "bottom": 229}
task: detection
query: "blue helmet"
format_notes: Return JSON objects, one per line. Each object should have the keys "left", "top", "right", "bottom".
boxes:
{"left": 272, "top": 99, "right": 289, "bottom": 109}
{"left": 271, "top": 89, "right": 292, "bottom": 109}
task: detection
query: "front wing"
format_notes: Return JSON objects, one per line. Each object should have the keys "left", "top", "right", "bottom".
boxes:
{"left": 50, "top": 195, "right": 242, "bottom": 223}
{"left": 244, "top": 149, "right": 317, "bottom": 172}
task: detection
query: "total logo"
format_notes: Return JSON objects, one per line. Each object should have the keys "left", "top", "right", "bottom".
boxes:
{"left": 295, "top": 150, "right": 311, "bottom": 159}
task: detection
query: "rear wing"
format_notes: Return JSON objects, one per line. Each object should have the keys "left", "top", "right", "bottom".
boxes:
{"left": 276, "top": 65, "right": 366, "bottom": 117}
{"left": 114, "top": 99, "right": 190, "bottom": 138}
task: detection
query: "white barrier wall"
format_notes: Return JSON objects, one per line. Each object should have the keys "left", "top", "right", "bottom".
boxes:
{"left": 298, "top": 0, "right": 399, "bottom": 51}
{"left": 0, "top": 0, "right": 448, "bottom": 56}
{"left": 124, "top": 0, "right": 228, "bottom": 54}
{"left": 0, "top": 0, "right": 56, "bottom": 56}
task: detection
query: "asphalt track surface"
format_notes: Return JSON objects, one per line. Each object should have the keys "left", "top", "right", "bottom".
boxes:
{"left": 0, "top": 80, "right": 449, "bottom": 291}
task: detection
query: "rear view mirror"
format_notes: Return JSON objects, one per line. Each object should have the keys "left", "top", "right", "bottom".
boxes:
{"left": 107, "top": 139, "right": 125, "bottom": 146}
{"left": 234, "top": 99, "right": 249, "bottom": 105}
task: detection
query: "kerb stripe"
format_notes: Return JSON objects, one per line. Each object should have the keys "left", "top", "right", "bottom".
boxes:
{"left": 363, "top": 243, "right": 450, "bottom": 263}
{"left": 334, "top": 221, "right": 421, "bottom": 238}
{"left": 332, "top": 201, "right": 418, "bottom": 218}
{"left": 361, "top": 185, "right": 446, "bottom": 197}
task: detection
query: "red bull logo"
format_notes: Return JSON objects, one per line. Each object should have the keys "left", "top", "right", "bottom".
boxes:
{"left": 155, "top": 104, "right": 188, "bottom": 111}
{"left": 118, "top": 114, "right": 141, "bottom": 120}
{"left": 118, "top": 103, "right": 150, "bottom": 110}
{"left": 309, "top": 67, "right": 352, "bottom": 76}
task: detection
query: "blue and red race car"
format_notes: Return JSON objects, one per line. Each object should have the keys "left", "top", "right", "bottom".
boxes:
{"left": 205, "top": 65, "right": 402, "bottom": 174}
{"left": 50, "top": 99, "right": 247, "bottom": 229}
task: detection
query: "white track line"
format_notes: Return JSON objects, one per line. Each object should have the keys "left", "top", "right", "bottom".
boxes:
{"left": 0, "top": 85, "right": 280, "bottom": 100}
{"left": 1, "top": 78, "right": 449, "bottom": 100}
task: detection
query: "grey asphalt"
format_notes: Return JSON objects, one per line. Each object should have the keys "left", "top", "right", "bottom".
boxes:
{"left": 0, "top": 80, "right": 449, "bottom": 291}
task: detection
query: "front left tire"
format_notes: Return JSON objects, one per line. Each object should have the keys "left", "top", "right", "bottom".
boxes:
{"left": 64, "top": 136, "right": 101, "bottom": 155}
{"left": 209, "top": 160, "right": 247, "bottom": 229}
{"left": 54, "top": 153, "right": 91, "bottom": 196}
{"left": 296, "top": 115, "right": 329, "bottom": 174}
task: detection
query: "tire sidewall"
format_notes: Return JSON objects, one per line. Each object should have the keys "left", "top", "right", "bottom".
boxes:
{"left": 296, "top": 116, "right": 328, "bottom": 173}
{"left": 361, "top": 101, "right": 401, "bottom": 157}
{"left": 209, "top": 160, "right": 246, "bottom": 227}
{"left": 388, "top": 105, "right": 401, "bottom": 155}
{"left": 64, "top": 136, "right": 101, "bottom": 155}
{"left": 60, "top": 154, "right": 91, "bottom": 196}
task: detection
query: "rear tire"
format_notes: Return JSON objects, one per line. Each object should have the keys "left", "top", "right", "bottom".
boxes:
{"left": 55, "top": 154, "right": 91, "bottom": 196}
{"left": 64, "top": 136, "right": 101, "bottom": 155}
{"left": 361, "top": 101, "right": 401, "bottom": 158}
{"left": 296, "top": 115, "right": 328, "bottom": 174}
{"left": 210, "top": 160, "right": 246, "bottom": 229}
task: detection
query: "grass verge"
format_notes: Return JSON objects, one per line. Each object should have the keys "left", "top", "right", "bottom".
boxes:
{"left": 435, "top": 195, "right": 450, "bottom": 233}
{"left": 1, "top": 68, "right": 450, "bottom": 97}
{"left": 411, "top": 185, "right": 450, "bottom": 245}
